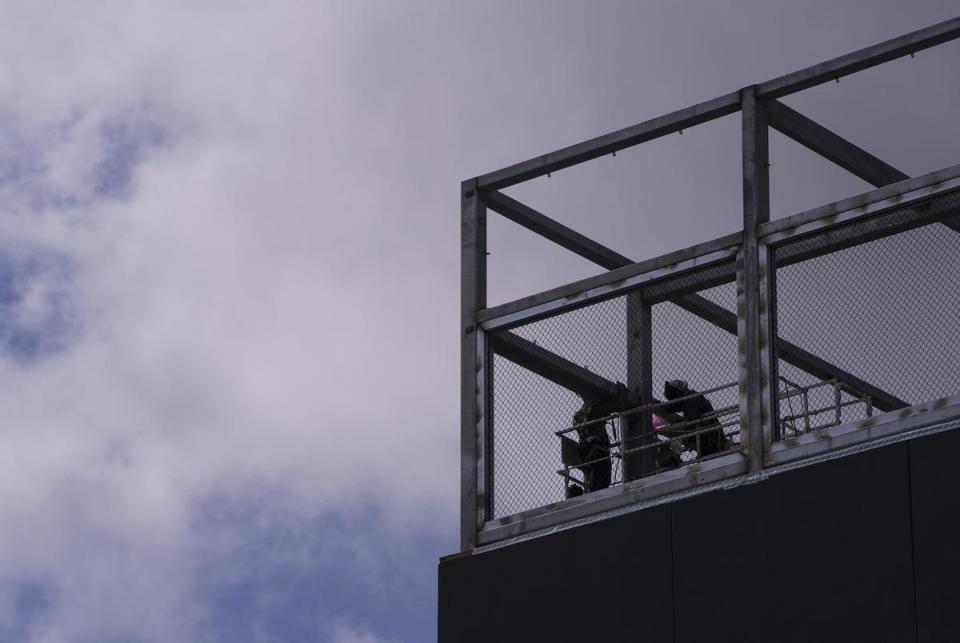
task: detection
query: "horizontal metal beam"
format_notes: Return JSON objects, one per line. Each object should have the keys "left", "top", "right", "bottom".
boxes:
{"left": 757, "top": 17, "right": 960, "bottom": 99}
{"left": 766, "top": 99, "right": 909, "bottom": 187}
{"left": 483, "top": 191, "right": 632, "bottom": 269}
{"left": 477, "top": 452, "right": 748, "bottom": 545}
{"left": 476, "top": 92, "right": 741, "bottom": 191}
{"left": 760, "top": 163, "right": 960, "bottom": 243}
{"left": 776, "top": 190, "right": 960, "bottom": 267}
{"left": 640, "top": 263, "right": 737, "bottom": 304}
{"left": 488, "top": 331, "right": 621, "bottom": 401}
{"left": 471, "top": 18, "right": 960, "bottom": 193}
{"left": 672, "top": 295, "right": 908, "bottom": 412}
{"left": 479, "top": 235, "right": 741, "bottom": 329}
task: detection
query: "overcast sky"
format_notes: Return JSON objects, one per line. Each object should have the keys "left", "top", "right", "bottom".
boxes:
{"left": 0, "top": 2, "right": 957, "bottom": 642}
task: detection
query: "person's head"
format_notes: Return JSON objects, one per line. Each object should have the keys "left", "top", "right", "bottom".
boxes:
{"left": 663, "top": 379, "right": 689, "bottom": 400}
{"left": 574, "top": 399, "right": 595, "bottom": 424}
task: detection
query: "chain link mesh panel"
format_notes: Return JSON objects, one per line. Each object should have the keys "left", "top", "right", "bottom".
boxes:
{"left": 773, "top": 189, "right": 960, "bottom": 439}
{"left": 490, "top": 261, "right": 739, "bottom": 518}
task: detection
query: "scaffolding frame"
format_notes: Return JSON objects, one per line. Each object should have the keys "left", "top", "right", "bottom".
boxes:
{"left": 461, "top": 17, "right": 960, "bottom": 549}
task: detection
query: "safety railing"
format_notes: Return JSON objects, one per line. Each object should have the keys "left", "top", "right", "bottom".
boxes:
{"left": 778, "top": 378, "right": 874, "bottom": 438}
{"left": 554, "top": 381, "right": 741, "bottom": 497}
{"left": 552, "top": 377, "right": 873, "bottom": 502}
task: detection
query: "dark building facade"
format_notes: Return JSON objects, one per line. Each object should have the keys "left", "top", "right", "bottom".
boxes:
{"left": 440, "top": 425, "right": 960, "bottom": 642}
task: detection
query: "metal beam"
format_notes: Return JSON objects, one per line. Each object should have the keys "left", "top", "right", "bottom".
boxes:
{"left": 757, "top": 17, "right": 960, "bottom": 99}
{"left": 488, "top": 331, "right": 621, "bottom": 401}
{"left": 767, "top": 99, "right": 909, "bottom": 187}
{"left": 776, "top": 196, "right": 960, "bottom": 267}
{"left": 476, "top": 92, "right": 741, "bottom": 191}
{"left": 760, "top": 163, "right": 960, "bottom": 240}
{"left": 483, "top": 190, "right": 632, "bottom": 269}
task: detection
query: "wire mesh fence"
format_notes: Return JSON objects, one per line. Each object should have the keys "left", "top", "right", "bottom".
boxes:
{"left": 490, "top": 263, "right": 741, "bottom": 518}
{"left": 772, "top": 188, "right": 960, "bottom": 438}
{"left": 487, "top": 187, "right": 960, "bottom": 520}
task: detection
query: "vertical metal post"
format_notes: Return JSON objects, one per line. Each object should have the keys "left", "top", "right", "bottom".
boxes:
{"left": 461, "top": 178, "right": 487, "bottom": 550}
{"left": 834, "top": 381, "right": 842, "bottom": 426}
{"left": 738, "top": 86, "right": 775, "bottom": 472}
{"left": 625, "top": 292, "right": 654, "bottom": 480}
{"left": 761, "top": 244, "right": 780, "bottom": 443}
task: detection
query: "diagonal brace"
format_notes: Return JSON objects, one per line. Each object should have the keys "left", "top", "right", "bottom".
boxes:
{"left": 767, "top": 99, "right": 907, "bottom": 188}
{"left": 484, "top": 190, "right": 632, "bottom": 270}
{"left": 488, "top": 331, "right": 620, "bottom": 401}
{"left": 766, "top": 100, "right": 960, "bottom": 236}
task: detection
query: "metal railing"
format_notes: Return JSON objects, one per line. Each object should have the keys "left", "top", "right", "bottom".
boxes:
{"left": 553, "top": 377, "right": 873, "bottom": 496}
{"left": 778, "top": 377, "right": 874, "bottom": 438}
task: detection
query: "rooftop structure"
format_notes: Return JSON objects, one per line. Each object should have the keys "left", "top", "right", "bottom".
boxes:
{"left": 444, "top": 17, "right": 960, "bottom": 642}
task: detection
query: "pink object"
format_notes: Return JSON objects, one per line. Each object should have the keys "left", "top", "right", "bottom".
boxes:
{"left": 652, "top": 413, "right": 671, "bottom": 430}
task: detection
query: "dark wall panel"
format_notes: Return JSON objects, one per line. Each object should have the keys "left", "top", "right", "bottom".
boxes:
{"left": 439, "top": 504, "right": 674, "bottom": 643}
{"left": 440, "top": 431, "right": 960, "bottom": 642}
{"left": 909, "top": 429, "right": 960, "bottom": 643}
{"left": 672, "top": 444, "right": 916, "bottom": 643}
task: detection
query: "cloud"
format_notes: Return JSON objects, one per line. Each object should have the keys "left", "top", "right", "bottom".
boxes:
{"left": 326, "top": 620, "right": 398, "bottom": 643}
{"left": 0, "top": 2, "right": 456, "bottom": 641}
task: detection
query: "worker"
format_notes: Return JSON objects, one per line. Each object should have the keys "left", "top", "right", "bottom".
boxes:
{"left": 567, "top": 398, "right": 613, "bottom": 496}
{"left": 662, "top": 380, "right": 727, "bottom": 458}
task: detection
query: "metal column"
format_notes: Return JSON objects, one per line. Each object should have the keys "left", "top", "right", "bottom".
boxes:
{"left": 625, "top": 292, "right": 654, "bottom": 480}
{"left": 739, "top": 86, "right": 777, "bottom": 471}
{"left": 461, "top": 179, "right": 487, "bottom": 549}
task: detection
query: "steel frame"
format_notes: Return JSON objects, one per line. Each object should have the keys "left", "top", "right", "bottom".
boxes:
{"left": 460, "top": 17, "right": 960, "bottom": 550}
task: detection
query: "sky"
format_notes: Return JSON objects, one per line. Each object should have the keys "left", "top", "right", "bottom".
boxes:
{"left": 0, "top": 1, "right": 957, "bottom": 642}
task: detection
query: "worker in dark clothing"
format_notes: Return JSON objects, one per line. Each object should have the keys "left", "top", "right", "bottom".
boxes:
{"left": 662, "top": 380, "right": 728, "bottom": 458}
{"left": 564, "top": 383, "right": 647, "bottom": 497}
{"left": 567, "top": 398, "right": 613, "bottom": 497}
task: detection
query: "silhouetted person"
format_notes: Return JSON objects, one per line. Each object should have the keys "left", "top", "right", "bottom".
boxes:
{"left": 662, "top": 380, "right": 727, "bottom": 458}
{"left": 567, "top": 398, "right": 613, "bottom": 496}
{"left": 564, "top": 383, "right": 647, "bottom": 497}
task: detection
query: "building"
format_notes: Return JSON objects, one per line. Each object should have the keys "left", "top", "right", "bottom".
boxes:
{"left": 440, "top": 17, "right": 960, "bottom": 642}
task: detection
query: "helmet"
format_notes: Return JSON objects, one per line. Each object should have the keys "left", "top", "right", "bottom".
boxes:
{"left": 664, "top": 380, "right": 690, "bottom": 400}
